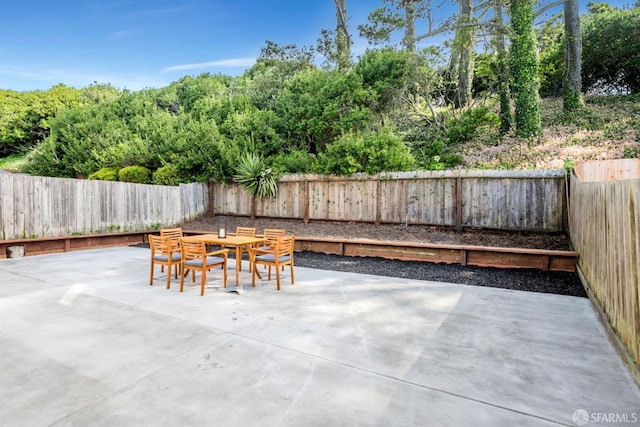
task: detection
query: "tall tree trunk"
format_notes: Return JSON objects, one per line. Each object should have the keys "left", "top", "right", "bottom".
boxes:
{"left": 510, "top": 0, "right": 542, "bottom": 137}
{"left": 334, "top": 0, "right": 352, "bottom": 72}
{"left": 563, "top": 0, "right": 583, "bottom": 111}
{"left": 493, "top": 0, "right": 512, "bottom": 133}
{"left": 402, "top": 0, "right": 417, "bottom": 52}
{"left": 449, "top": 0, "right": 475, "bottom": 108}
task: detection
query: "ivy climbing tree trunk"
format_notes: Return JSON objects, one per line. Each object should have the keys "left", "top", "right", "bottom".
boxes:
{"left": 493, "top": 0, "right": 511, "bottom": 134}
{"left": 509, "top": 0, "right": 542, "bottom": 137}
{"left": 563, "top": 0, "right": 583, "bottom": 111}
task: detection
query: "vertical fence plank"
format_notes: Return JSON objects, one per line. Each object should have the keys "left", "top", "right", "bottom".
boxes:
{"left": 570, "top": 160, "right": 640, "bottom": 372}
{"left": 1, "top": 170, "right": 565, "bottom": 239}
{"left": 0, "top": 175, "right": 208, "bottom": 239}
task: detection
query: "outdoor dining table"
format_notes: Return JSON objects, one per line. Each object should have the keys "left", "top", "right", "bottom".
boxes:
{"left": 181, "top": 234, "right": 266, "bottom": 287}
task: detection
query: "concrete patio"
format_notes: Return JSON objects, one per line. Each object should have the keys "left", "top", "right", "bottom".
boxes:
{"left": 0, "top": 246, "right": 638, "bottom": 426}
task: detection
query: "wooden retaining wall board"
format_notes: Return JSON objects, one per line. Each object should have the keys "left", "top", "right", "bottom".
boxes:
{"left": 210, "top": 170, "right": 567, "bottom": 233}
{"left": 0, "top": 175, "right": 209, "bottom": 240}
{"left": 0, "top": 232, "right": 149, "bottom": 258}
{"left": 0, "top": 232, "right": 577, "bottom": 272}
{"left": 293, "top": 237, "right": 577, "bottom": 272}
{"left": 570, "top": 160, "right": 640, "bottom": 370}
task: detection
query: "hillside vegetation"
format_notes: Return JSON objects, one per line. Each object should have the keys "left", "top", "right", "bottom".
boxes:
{"left": 0, "top": 3, "right": 638, "bottom": 181}
{"left": 2, "top": 93, "right": 637, "bottom": 176}
{"left": 456, "top": 95, "right": 640, "bottom": 170}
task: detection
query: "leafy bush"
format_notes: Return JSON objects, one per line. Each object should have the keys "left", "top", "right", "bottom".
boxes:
{"left": 410, "top": 139, "right": 462, "bottom": 170}
{"left": 118, "top": 165, "right": 150, "bottom": 183}
{"left": 88, "top": 167, "right": 119, "bottom": 181}
{"left": 316, "top": 128, "right": 415, "bottom": 175}
{"left": 582, "top": 6, "right": 640, "bottom": 94}
{"left": 152, "top": 164, "right": 180, "bottom": 186}
{"left": 268, "top": 149, "right": 316, "bottom": 174}
{"left": 446, "top": 107, "right": 499, "bottom": 144}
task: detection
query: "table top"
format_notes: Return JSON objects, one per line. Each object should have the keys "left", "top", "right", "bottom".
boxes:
{"left": 182, "top": 234, "right": 266, "bottom": 246}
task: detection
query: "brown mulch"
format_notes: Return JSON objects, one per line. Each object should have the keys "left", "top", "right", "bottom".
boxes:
{"left": 180, "top": 215, "right": 572, "bottom": 251}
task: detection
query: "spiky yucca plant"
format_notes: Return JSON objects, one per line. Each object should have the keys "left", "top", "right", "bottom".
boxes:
{"left": 233, "top": 153, "right": 278, "bottom": 218}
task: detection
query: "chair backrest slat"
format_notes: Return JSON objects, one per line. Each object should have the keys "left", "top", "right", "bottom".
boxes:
{"left": 180, "top": 239, "right": 206, "bottom": 260}
{"left": 274, "top": 235, "right": 295, "bottom": 255}
{"left": 236, "top": 227, "right": 257, "bottom": 237}
{"left": 263, "top": 228, "right": 285, "bottom": 244}
{"left": 149, "top": 234, "right": 177, "bottom": 255}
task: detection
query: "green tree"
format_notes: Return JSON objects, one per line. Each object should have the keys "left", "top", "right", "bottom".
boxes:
{"left": 358, "top": 0, "right": 423, "bottom": 52}
{"left": 582, "top": 4, "right": 640, "bottom": 94}
{"left": 537, "top": 13, "right": 565, "bottom": 98}
{"left": 0, "top": 84, "right": 83, "bottom": 155}
{"left": 244, "top": 41, "right": 316, "bottom": 110}
{"left": 354, "top": 49, "right": 423, "bottom": 116}
{"left": 317, "top": 0, "right": 352, "bottom": 72}
{"left": 273, "top": 68, "right": 374, "bottom": 154}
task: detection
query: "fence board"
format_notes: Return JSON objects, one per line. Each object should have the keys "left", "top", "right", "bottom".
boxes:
{"left": 570, "top": 160, "right": 640, "bottom": 370}
{"left": 209, "top": 170, "right": 566, "bottom": 232}
{"left": 0, "top": 175, "right": 208, "bottom": 239}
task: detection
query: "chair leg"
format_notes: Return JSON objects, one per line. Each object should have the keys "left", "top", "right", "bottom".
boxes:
{"left": 223, "top": 263, "right": 228, "bottom": 288}
{"left": 290, "top": 262, "right": 295, "bottom": 285}
{"left": 275, "top": 264, "right": 281, "bottom": 290}
{"left": 149, "top": 261, "right": 155, "bottom": 286}
{"left": 166, "top": 264, "right": 172, "bottom": 289}
{"left": 180, "top": 267, "right": 186, "bottom": 292}
{"left": 200, "top": 269, "right": 207, "bottom": 296}
{"left": 251, "top": 263, "right": 256, "bottom": 287}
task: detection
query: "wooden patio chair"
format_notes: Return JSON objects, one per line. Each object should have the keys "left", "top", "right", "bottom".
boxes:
{"left": 149, "top": 234, "right": 182, "bottom": 289}
{"left": 250, "top": 235, "right": 295, "bottom": 290}
{"left": 261, "top": 228, "right": 286, "bottom": 248}
{"left": 260, "top": 228, "right": 286, "bottom": 270}
{"left": 180, "top": 238, "right": 228, "bottom": 296}
{"left": 159, "top": 228, "right": 183, "bottom": 273}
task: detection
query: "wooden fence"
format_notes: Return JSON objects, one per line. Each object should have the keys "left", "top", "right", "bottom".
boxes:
{"left": 570, "top": 159, "right": 640, "bottom": 374}
{"left": 211, "top": 169, "right": 568, "bottom": 232}
{"left": 0, "top": 174, "right": 208, "bottom": 240}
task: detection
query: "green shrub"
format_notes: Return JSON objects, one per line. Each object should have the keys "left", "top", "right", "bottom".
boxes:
{"left": 316, "top": 128, "right": 415, "bottom": 175}
{"left": 88, "top": 167, "right": 119, "bottom": 181}
{"left": 623, "top": 145, "right": 640, "bottom": 159}
{"left": 118, "top": 165, "right": 150, "bottom": 183}
{"left": 446, "top": 107, "right": 499, "bottom": 144}
{"left": 152, "top": 164, "right": 180, "bottom": 186}
{"left": 268, "top": 149, "right": 316, "bottom": 174}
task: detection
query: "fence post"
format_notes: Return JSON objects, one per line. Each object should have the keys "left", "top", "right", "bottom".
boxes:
{"left": 375, "top": 177, "right": 381, "bottom": 225}
{"left": 303, "top": 179, "right": 310, "bottom": 223}
{"left": 208, "top": 180, "right": 215, "bottom": 216}
{"left": 455, "top": 177, "right": 463, "bottom": 231}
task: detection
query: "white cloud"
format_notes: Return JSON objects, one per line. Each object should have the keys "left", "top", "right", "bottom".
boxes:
{"left": 162, "top": 57, "right": 256, "bottom": 72}
{"left": 0, "top": 66, "right": 172, "bottom": 91}
{"left": 109, "top": 29, "right": 134, "bottom": 40}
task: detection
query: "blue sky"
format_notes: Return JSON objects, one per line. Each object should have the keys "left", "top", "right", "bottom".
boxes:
{"left": 0, "top": 0, "right": 633, "bottom": 92}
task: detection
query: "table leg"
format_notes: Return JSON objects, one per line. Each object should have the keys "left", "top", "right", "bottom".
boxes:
{"left": 235, "top": 246, "right": 240, "bottom": 286}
